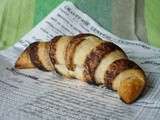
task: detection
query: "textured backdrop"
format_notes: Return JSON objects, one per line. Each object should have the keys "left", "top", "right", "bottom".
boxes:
{"left": 0, "top": 0, "right": 159, "bottom": 49}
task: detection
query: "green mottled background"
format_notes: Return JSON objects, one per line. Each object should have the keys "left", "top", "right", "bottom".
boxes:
{"left": 0, "top": 0, "right": 159, "bottom": 49}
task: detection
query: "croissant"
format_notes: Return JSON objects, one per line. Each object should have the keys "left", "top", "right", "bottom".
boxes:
{"left": 15, "top": 34, "right": 146, "bottom": 104}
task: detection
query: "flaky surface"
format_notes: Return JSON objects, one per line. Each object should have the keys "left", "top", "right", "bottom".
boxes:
{"left": 95, "top": 50, "right": 127, "bottom": 85}
{"left": 116, "top": 69, "right": 145, "bottom": 103}
{"left": 15, "top": 47, "right": 34, "bottom": 69}
{"left": 15, "top": 34, "right": 146, "bottom": 104}
{"left": 54, "top": 36, "right": 73, "bottom": 77}
{"left": 38, "top": 42, "right": 54, "bottom": 71}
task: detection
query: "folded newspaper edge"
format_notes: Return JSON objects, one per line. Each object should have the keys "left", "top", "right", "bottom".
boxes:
{"left": 0, "top": 1, "right": 160, "bottom": 120}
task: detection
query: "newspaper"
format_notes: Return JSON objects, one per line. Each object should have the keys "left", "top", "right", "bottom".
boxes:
{"left": 0, "top": 1, "right": 160, "bottom": 120}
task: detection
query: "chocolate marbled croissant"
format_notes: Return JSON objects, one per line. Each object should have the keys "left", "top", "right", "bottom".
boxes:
{"left": 15, "top": 34, "right": 146, "bottom": 104}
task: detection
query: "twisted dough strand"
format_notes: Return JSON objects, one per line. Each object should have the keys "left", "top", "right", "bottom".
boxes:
{"left": 15, "top": 34, "right": 146, "bottom": 104}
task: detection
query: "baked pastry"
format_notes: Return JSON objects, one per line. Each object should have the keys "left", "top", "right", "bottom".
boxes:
{"left": 15, "top": 33, "right": 146, "bottom": 104}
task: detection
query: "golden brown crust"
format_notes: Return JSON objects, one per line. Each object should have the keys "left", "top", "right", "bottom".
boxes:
{"left": 15, "top": 34, "right": 147, "bottom": 104}
{"left": 118, "top": 75, "right": 146, "bottom": 104}
{"left": 15, "top": 46, "right": 35, "bottom": 69}
{"left": 104, "top": 59, "right": 142, "bottom": 89}
{"left": 83, "top": 42, "right": 126, "bottom": 84}
{"left": 65, "top": 33, "right": 98, "bottom": 71}
{"left": 49, "top": 36, "right": 62, "bottom": 65}
{"left": 29, "top": 42, "right": 48, "bottom": 71}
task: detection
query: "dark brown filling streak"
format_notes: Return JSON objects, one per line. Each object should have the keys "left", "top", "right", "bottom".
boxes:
{"left": 65, "top": 33, "right": 99, "bottom": 71}
{"left": 74, "top": 33, "right": 100, "bottom": 39}
{"left": 104, "top": 59, "right": 141, "bottom": 89}
{"left": 44, "top": 43, "right": 54, "bottom": 71}
{"left": 49, "top": 36, "right": 62, "bottom": 65}
{"left": 29, "top": 42, "right": 48, "bottom": 71}
{"left": 83, "top": 42, "right": 125, "bottom": 84}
